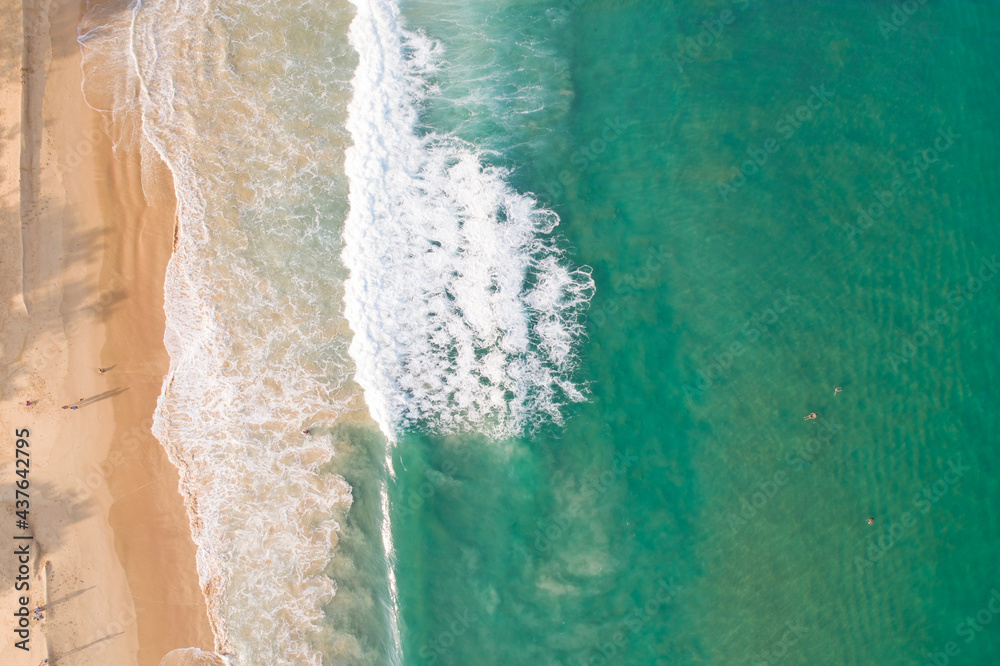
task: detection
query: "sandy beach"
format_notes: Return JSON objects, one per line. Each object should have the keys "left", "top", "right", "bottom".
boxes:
{"left": 1, "top": 1, "right": 218, "bottom": 664}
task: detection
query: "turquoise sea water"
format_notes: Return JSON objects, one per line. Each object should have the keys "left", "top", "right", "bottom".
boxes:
{"left": 388, "top": 1, "right": 1000, "bottom": 665}
{"left": 79, "top": 0, "right": 1000, "bottom": 663}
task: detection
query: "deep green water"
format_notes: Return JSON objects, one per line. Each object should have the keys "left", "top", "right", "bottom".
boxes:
{"left": 387, "top": 1, "right": 1000, "bottom": 664}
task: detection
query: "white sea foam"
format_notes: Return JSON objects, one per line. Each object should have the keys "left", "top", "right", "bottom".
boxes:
{"left": 76, "top": 0, "right": 590, "bottom": 660}
{"left": 78, "top": 0, "right": 382, "bottom": 663}
{"left": 343, "top": 0, "right": 594, "bottom": 442}
{"left": 380, "top": 472, "right": 403, "bottom": 665}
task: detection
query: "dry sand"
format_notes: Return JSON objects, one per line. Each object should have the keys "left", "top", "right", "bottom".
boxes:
{"left": 1, "top": 1, "right": 220, "bottom": 664}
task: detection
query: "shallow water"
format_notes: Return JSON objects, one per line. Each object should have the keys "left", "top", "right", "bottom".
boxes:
{"left": 80, "top": 0, "right": 1000, "bottom": 663}
{"left": 390, "top": 1, "right": 1000, "bottom": 664}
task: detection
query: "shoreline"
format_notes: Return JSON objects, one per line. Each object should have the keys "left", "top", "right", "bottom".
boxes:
{"left": 1, "top": 1, "right": 218, "bottom": 664}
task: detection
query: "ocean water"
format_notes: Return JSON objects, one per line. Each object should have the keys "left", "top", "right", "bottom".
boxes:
{"left": 78, "top": 0, "right": 387, "bottom": 662}
{"left": 78, "top": 0, "right": 1000, "bottom": 664}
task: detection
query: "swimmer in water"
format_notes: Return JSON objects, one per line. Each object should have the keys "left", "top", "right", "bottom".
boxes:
{"left": 804, "top": 412, "right": 818, "bottom": 420}
{"left": 834, "top": 386, "right": 842, "bottom": 395}
{"left": 867, "top": 517, "right": 875, "bottom": 526}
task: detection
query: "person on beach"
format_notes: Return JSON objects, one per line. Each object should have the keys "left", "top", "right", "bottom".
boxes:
{"left": 25, "top": 400, "right": 32, "bottom": 407}
{"left": 302, "top": 429, "right": 311, "bottom": 435}
{"left": 99, "top": 367, "right": 107, "bottom": 374}
{"left": 804, "top": 412, "right": 818, "bottom": 420}
{"left": 70, "top": 405, "right": 78, "bottom": 410}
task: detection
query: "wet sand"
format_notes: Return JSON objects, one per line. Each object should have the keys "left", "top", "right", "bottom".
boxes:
{"left": 0, "top": 1, "right": 219, "bottom": 664}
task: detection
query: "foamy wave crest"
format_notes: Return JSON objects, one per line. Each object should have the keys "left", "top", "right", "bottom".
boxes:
{"left": 344, "top": 0, "right": 595, "bottom": 441}
{"left": 79, "top": 0, "right": 373, "bottom": 663}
